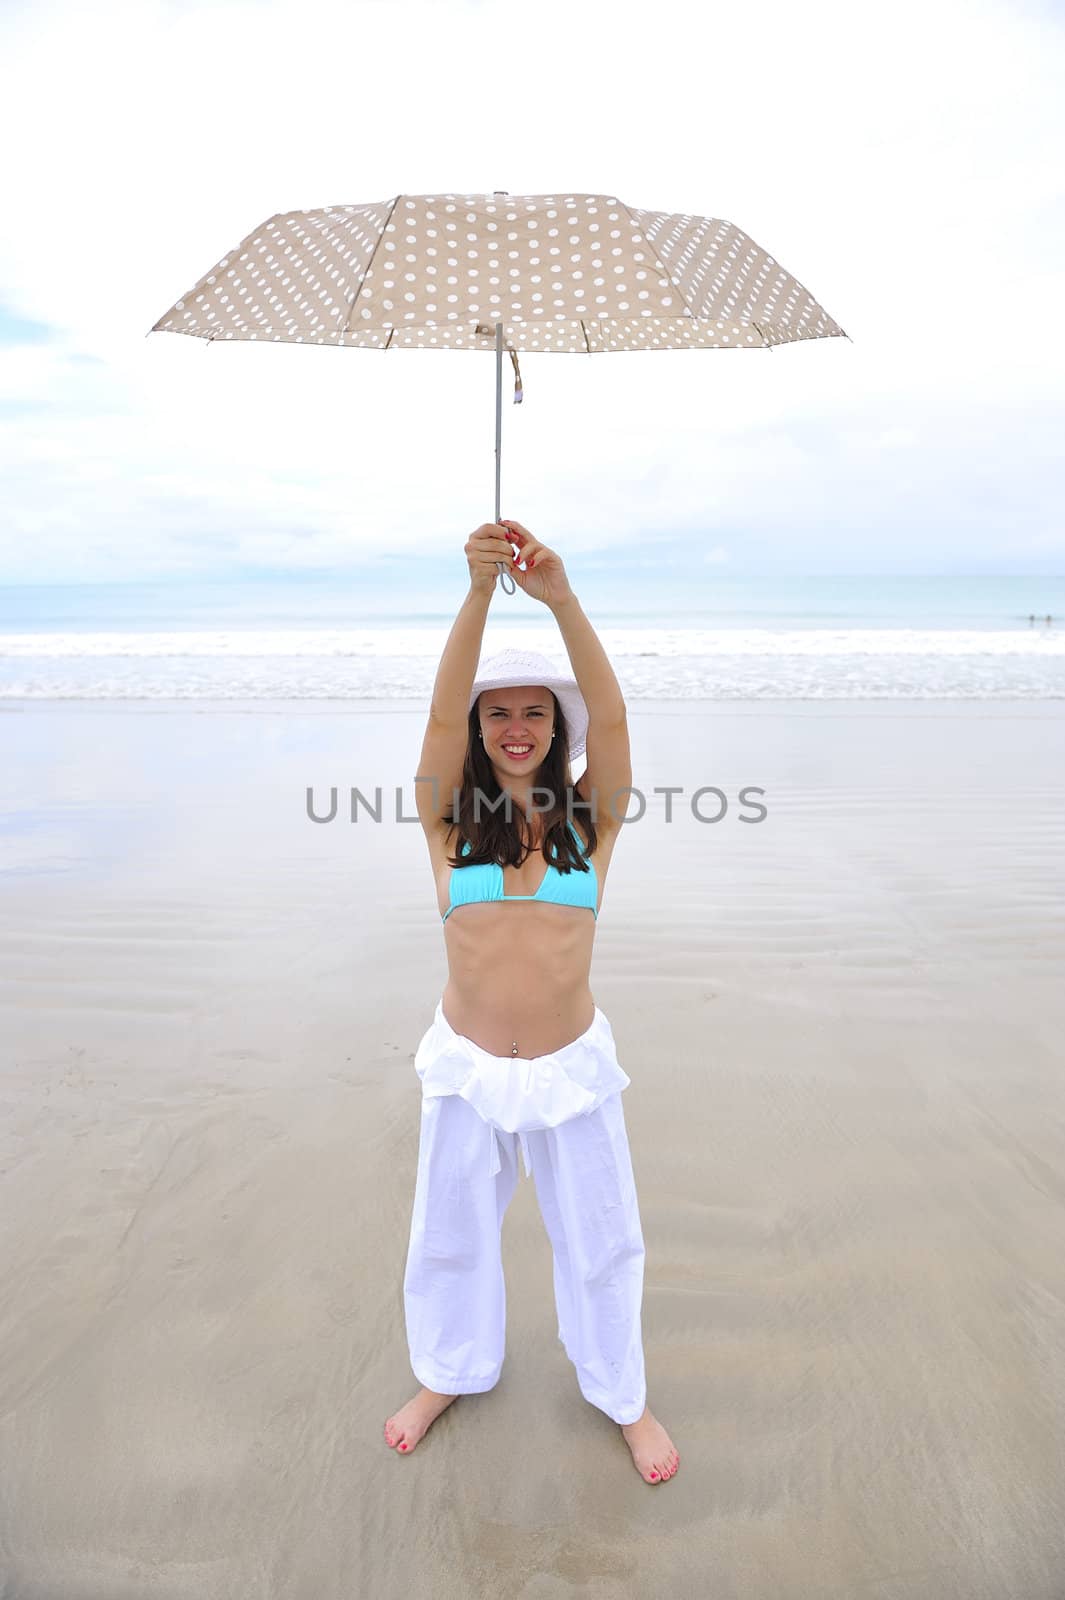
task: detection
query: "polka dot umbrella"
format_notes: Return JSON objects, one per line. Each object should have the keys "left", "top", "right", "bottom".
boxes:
{"left": 149, "top": 190, "right": 847, "bottom": 594}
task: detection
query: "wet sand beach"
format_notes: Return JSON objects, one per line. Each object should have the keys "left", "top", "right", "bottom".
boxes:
{"left": 1, "top": 698, "right": 1063, "bottom": 1598}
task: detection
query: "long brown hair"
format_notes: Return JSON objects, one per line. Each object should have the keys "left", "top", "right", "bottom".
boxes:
{"left": 444, "top": 690, "right": 597, "bottom": 872}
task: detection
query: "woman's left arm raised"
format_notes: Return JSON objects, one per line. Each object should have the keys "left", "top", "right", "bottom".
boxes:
{"left": 499, "top": 519, "right": 625, "bottom": 723}
{"left": 500, "top": 520, "right": 630, "bottom": 827}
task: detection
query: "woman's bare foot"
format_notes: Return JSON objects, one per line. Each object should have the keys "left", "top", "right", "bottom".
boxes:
{"left": 620, "top": 1406, "right": 679, "bottom": 1483}
{"left": 384, "top": 1387, "right": 459, "bottom": 1454}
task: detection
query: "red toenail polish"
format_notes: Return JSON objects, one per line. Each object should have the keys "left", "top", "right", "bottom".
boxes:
{"left": 650, "top": 1472, "right": 659, "bottom": 1479}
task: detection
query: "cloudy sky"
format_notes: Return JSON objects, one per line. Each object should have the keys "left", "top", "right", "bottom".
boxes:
{"left": 0, "top": 0, "right": 1062, "bottom": 592}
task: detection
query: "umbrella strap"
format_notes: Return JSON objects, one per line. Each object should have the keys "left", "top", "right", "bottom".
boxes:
{"left": 478, "top": 322, "right": 523, "bottom": 403}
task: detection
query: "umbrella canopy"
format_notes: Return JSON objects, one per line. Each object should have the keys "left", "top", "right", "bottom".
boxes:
{"left": 151, "top": 188, "right": 845, "bottom": 354}
{"left": 150, "top": 190, "right": 846, "bottom": 589}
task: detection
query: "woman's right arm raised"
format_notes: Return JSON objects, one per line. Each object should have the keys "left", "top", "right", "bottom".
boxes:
{"left": 415, "top": 524, "right": 514, "bottom": 829}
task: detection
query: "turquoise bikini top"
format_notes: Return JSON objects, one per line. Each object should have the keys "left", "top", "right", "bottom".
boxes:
{"left": 442, "top": 820, "right": 598, "bottom": 923}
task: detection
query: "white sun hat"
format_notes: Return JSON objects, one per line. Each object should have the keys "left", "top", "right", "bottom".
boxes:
{"left": 469, "top": 648, "right": 589, "bottom": 760}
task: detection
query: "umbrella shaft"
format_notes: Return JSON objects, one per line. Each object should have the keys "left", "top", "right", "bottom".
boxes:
{"left": 493, "top": 321, "right": 515, "bottom": 594}
{"left": 495, "top": 321, "right": 503, "bottom": 522}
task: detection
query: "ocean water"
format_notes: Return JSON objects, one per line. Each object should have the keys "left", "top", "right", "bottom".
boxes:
{"left": 1, "top": 576, "right": 1063, "bottom": 701}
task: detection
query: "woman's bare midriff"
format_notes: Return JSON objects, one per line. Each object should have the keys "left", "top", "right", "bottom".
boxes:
{"left": 441, "top": 900, "right": 598, "bottom": 1058}
{"left": 427, "top": 809, "right": 617, "bottom": 1058}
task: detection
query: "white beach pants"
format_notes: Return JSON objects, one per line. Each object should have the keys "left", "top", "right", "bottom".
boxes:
{"left": 402, "top": 1001, "right": 647, "bottom": 1426}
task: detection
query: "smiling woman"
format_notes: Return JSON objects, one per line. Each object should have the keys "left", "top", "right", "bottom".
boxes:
{"left": 384, "top": 519, "right": 679, "bottom": 1488}
{"left": 440, "top": 659, "right": 602, "bottom": 896}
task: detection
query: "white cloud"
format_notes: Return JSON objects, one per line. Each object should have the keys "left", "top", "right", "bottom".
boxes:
{"left": 0, "top": 0, "right": 1062, "bottom": 581}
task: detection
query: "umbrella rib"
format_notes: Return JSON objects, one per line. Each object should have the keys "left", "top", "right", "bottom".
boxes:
{"left": 339, "top": 193, "right": 402, "bottom": 345}
{"left": 618, "top": 198, "right": 700, "bottom": 324}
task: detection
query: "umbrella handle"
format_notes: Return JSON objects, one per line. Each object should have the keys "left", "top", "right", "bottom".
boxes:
{"left": 493, "top": 320, "right": 517, "bottom": 595}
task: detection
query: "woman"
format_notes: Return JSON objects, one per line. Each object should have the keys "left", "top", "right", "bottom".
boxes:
{"left": 384, "top": 519, "right": 679, "bottom": 1486}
